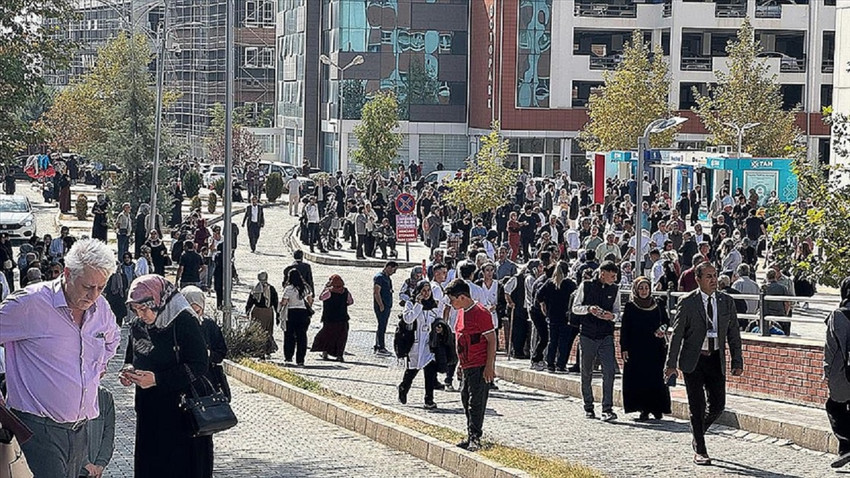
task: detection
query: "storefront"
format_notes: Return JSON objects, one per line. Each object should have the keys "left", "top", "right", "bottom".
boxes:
{"left": 704, "top": 157, "right": 798, "bottom": 204}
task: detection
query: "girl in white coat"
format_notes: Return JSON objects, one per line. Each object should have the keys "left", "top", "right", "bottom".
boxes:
{"left": 398, "top": 280, "right": 439, "bottom": 409}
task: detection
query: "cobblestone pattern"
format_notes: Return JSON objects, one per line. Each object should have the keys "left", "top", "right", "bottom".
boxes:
{"left": 101, "top": 339, "right": 457, "bottom": 478}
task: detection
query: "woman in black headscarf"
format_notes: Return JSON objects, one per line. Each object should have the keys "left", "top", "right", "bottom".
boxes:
{"left": 246, "top": 270, "right": 279, "bottom": 357}
{"left": 397, "top": 280, "right": 440, "bottom": 409}
{"left": 134, "top": 204, "right": 150, "bottom": 258}
{"left": 620, "top": 276, "right": 671, "bottom": 421}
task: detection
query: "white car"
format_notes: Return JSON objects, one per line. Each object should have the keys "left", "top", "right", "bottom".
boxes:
{"left": 202, "top": 165, "right": 244, "bottom": 188}
{"left": 422, "top": 170, "right": 459, "bottom": 185}
{"left": 0, "top": 195, "right": 36, "bottom": 243}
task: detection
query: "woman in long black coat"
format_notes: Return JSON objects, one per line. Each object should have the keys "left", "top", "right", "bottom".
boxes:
{"left": 620, "top": 276, "right": 671, "bottom": 421}
{"left": 134, "top": 204, "right": 150, "bottom": 258}
{"left": 144, "top": 230, "right": 169, "bottom": 276}
{"left": 121, "top": 275, "right": 212, "bottom": 477}
{"left": 91, "top": 194, "right": 109, "bottom": 241}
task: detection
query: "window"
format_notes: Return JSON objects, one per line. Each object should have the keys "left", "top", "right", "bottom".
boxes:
{"left": 244, "top": 47, "right": 258, "bottom": 67}
{"left": 262, "top": 0, "right": 274, "bottom": 24}
{"left": 245, "top": 0, "right": 257, "bottom": 24}
{"left": 821, "top": 84, "right": 833, "bottom": 109}
{"left": 260, "top": 47, "right": 274, "bottom": 68}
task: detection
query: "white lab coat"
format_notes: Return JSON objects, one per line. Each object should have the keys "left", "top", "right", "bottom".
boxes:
{"left": 402, "top": 302, "right": 437, "bottom": 370}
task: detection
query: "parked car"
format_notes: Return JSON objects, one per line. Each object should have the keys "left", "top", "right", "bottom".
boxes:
{"left": 757, "top": 51, "right": 805, "bottom": 72}
{"left": 0, "top": 195, "right": 36, "bottom": 243}
{"left": 422, "top": 170, "right": 460, "bottom": 185}
{"left": 257, "top": 161, "right": 315, "bottom": 195}
{"left": 202, "top": 164, "right": 245, "bottom": 188}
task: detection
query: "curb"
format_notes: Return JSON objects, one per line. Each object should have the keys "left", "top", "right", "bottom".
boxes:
{"left": 300, "top": 249, "right": 420, "bottom": 268}
{"left": 494, "top": 362, "right": 837, "bottom": 454}
{"left": 224, "top": 360, "right": 529, "bottom": 478}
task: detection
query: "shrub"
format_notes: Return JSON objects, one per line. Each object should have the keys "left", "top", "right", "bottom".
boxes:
{"left": 265, "top": 172, "right": 283, "bottom": 202}
{"left": 190, "top": 195, "right": 202, "bottom": 212}
{"left": 212, "top": 177, "right": 225, "bottom": 197}
{"left": 207, "top": 191, "right": 218, "bottom": 213}
{"left": 183, "top": 169, "right": 202, "bottom": 198}
{"left": 223, "top": 322, "right": 270, "bottom": 360}
{"left": 75, "top": 194, "right": 88, "bottom": 220}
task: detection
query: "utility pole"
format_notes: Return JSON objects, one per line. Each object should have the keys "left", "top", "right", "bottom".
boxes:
{"left": 222, "top": 0, "right": 234, "bottom": 330}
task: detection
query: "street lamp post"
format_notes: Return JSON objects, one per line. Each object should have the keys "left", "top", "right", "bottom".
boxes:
{"left": 319, "top": 54, "right": 364, "bottom": 172}
{"left": 149, "top": 18, "right": 202, "bottom": 233}
{"left": 222, "top": 0, "right": 235, "bottom": 330}
{"left": 723, "top": 121, "right": 761, "bottom": 157}
{"left": 635, "top": 116, "right": 688, "bottom": 276}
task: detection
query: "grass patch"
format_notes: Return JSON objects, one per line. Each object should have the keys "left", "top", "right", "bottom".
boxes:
{"left": 238, "top": 359, "right": 602, "bottom": 478}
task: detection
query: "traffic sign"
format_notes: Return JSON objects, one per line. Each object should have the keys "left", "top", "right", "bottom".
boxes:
{"left": 395, "top": 193, "right": 416, "bottom": 215}
{"left": 396, "top": 214, "right": 418, "bottom": 243}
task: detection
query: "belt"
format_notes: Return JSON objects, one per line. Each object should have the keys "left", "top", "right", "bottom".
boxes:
{"left": 12, "top": 410, "right": 88, "bottom": 432}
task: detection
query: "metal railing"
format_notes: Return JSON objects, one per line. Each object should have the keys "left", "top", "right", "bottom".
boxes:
{"left": 715, "top": 3, "right": 747, "bottom": 17}
{"left": 663, "top": 0, "right": 672, "bottom": 16}
{"left": 589, "top": 56, "right": 621, "bottom": 70}
{"left": 618, "top": 288, "right": 836, "bottom": 338}
{"left": 680, "top": 56, "right": 712, "bottom": 71}
{"left": 823, "top": 59, "right": 834, "bottom": 73}
{"left": 779, "top": 57, "right": 806, "bottom": 73}
{"left": 574, "top": 2, "right": 637, "bottom": 17}
{"left": 755, "top": 3, "right": 782, "bottom": 18}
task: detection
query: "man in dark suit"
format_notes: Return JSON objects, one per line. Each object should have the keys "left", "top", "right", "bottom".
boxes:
{"left": 688, "top": 185, "right": 701, "bottom": 226}
{"left": 666, "top": 262, "right": 743, "bottom": 466}
{"left": 283, "top": 250, "right": 314, "bottom": 294}
{"left": 242, "top": 195, "right": 265, "bottom": 253}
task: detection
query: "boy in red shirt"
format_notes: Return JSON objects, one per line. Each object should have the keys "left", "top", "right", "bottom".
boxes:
{"left": 445, "top": 279, "right": 497, "bottom": 452}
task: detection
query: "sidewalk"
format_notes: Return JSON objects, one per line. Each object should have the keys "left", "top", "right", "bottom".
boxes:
{"left": 259, "top": 318, "right": 837, "bottom": 478}
{"left": 100, "top": 330, "right": 457, "bottom": 478}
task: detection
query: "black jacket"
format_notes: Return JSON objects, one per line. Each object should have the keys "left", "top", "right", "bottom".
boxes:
{"left": 242, "top": 204, "right": 265, "bottom": 228}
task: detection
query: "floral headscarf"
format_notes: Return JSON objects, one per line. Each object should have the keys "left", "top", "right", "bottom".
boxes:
{"left": 126, "top": 274, "right": 192, "bottom": 329}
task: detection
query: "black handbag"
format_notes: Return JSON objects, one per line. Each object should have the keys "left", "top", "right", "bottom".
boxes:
{"left": 173, "top": 325, "right": 238, "bottom": 437}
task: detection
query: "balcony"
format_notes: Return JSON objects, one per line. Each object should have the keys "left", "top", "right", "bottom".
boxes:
{"left": 589, "top": 54, "right": 623, "bottom": 70}
{"left": 755, "top": 3, "right": 782, "bottom": 18}
{"left": 757, "top": 52, "right": 806, "bottom": 73}
{"left": 574, "top": 2, "right": 637, "bottom": 18}
{"left": 822, "top": 59, "right": 834, "bottom": 73}
{"left": 663, "top": 0, "right": 672, "bottom": 16}
{"left": 680, "top": 56, "right": 712, "bottom": 71}
{"left": 715, "top": 3, "right": 747, "bottom": 17}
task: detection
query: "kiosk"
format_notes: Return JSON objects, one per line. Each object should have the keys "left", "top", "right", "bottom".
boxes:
{"left": 704, "top": 157, "right": 798, "bottom": 205}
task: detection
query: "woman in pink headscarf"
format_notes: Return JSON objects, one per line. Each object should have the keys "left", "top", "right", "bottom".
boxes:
{"left": 120, "top": 274, "right": 213, "bottom": 477}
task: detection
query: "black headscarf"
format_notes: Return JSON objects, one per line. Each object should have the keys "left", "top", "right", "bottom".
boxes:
{"left": 841, "top": 276, "right": 850, "bottom": 309}
{"left": 414, "top": 280, "right": 438, "bottom": 311}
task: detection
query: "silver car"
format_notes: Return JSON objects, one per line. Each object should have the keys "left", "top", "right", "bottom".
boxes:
{"left": 0, "top": 195, "right": 37, "bottom": 243}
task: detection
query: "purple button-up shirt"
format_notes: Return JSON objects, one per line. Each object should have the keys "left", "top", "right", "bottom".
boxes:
{"left": 0, "top": 279, "right": 119, "bottom": 423}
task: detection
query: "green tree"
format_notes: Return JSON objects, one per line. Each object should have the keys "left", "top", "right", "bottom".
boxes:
{"left": 341, "top": 79, "right": 366, "bottom": 120}
{"left": 351, "top": 91, "right": 402, "bottom": 172}
{"left": 693, "top": 18, "right": 799, "bottom": 157}
{"left": 206, "top": 103, "right": 264, "bottom": 168}
{"left": 0, "top": 0, "right": 75, "bottom": 163}
{"left": 444, "top": 122, "right": 519, "bottom": 216}
{"left": 579, "top": 31, "right": 676, "bottom": 152}
{"left": 265, "top": 172, "right": 284, "bottom": 202}
{"left": 183, "top": 169, "right": 202, "bottom": 198}
{"left": 767, "top": 111, "right": 850, "bottom": 287}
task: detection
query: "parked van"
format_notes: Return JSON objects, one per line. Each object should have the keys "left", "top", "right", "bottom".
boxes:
{"left": 422, "top": 170, "right": 460, "bottom": 185}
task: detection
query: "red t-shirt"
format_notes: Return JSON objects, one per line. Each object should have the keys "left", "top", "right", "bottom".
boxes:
{"left": 455, "top": 302, "right": 494, "bottom": 369}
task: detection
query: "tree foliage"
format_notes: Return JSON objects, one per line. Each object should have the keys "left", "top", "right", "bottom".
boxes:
{"left": 183, "top": 169, "right": 202, "bottom": 198}
{"left": 766, "top": 112, "right": 850, "bottom": 288}
{"left": 206, "top": 103, "right": 263, "bottom": 168}
{"left": 444, "top": 122, "right": 519, "bottom": 216}
{"left": 351, "top": 91, "right": 402, "bottom": 172}
{"left": 692, "top": 18, "right": 799, "bottom": 157}
{"left": 265, "top": 172, "right": 284, "bottom": 202}
{"left": 0, "top": 0, "right": 76, "bottom": 162}
{"left": 579, "top": 31, "right": 676, "bottom": 152}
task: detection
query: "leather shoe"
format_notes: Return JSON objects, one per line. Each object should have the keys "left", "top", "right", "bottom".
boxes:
{"left": 832, "top": 452, "right": 850, "bottom": 468}
{"left": 693, "top": 453, "right": 711, "bottom": 466}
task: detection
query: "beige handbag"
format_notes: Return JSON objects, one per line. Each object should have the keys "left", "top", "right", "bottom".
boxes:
{"left": 0, "top": 435, "right": 32, "bottom": 478}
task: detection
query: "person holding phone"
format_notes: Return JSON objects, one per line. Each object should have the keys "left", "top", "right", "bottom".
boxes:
{"left": 397, "top": 281, "right": 440, "bottom": 410}
{"left": 620, "top": 276, "right": 671, "bottom": 421}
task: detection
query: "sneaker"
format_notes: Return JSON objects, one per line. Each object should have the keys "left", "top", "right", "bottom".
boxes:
{"left": 398, "top": 385, "right": 408, "bottom": 405}
{"left": 456, "top": 440, "right": 470, "bottom": 450}
{"left": 530, "top": 361, "right": 546, "bottom": 371}
{"left": 585, "top": 410, "right": 596, "bottom": 419}
{"left": 567, "top": 365, "right": 580, "bottom": 373}
{"left": 488, "top": 382, "right": 499, "bottom": 391}
{"left": 424, "top": 401, "right": 437, "bottom": 410}
{"left": 546, "top": 365, "right": 556, "bottom": 373}
{"left": 652, "top": 412, "right": 662, "bottom": 420}
{"left": 635, "top": 412, "right": 650, "bottom": 422}
{"left": 832, "top": 452, "right": 850, "bottom": 469}
{"left": 444, "top": 383, "right": 457, "bottom": 392}
{"left": 377, "top": 348, "right": 392, "bottom": 356}
{"left": 555, "top": 367, "right": 567, "bottom": 374}
{"left": 601, "top": 411, "right": 618, "bottom": 422}
{"left": 466, "top": 438, "right": 482, "bottom": 452}
{"left": 433, "top": 382, "right": 445, "bottom": 391}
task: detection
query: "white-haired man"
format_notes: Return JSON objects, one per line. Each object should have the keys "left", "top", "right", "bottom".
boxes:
{"left": 0, "top": 238, "right": 120, "bottom": 478}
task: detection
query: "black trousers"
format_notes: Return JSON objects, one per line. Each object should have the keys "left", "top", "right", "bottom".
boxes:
{"left": 247, "top": 222, "right": 261, "bottom": 252}
{"left": 307, "top": 223, "right": 320, "bottom": 250}
{"left": 530, "top": 308, "right": 548, "bottom": 363}
{"left": 827, "top": 398, "right": 850, "bottom": 455}
{"left": 401, "top": 361, "right": 438, "bottom": 404}
{"left": 460, "top": 366, "right": 490, "bottom": 441}
{"left": 683, "top": 351, "right": 726, "bottom": 454}
{"left": 356, "top": 234, "right": 366, "bottom": 258}
{"left": 284, "top": 310, "right": 311, "bottom": 364}
{"left": 521, "top": 237, "right": 533, "bottom": 262}
{"left": 510, "top": 308, "right": 529, "bottom": 358}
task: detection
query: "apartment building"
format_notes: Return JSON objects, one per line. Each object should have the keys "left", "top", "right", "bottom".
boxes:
{"left": 469, "top": 0, "right": 835, "bottom": 181}
{"left": 276, "top": 0, "right": 470, "bottom": 172}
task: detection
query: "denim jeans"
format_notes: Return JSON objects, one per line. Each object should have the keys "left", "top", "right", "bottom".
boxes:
{"left": 374, "top": 305, "right": 391, "bottom": 350}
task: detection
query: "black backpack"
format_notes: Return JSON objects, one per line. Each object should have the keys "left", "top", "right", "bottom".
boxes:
{"left": 393, "top": 317, "right": 416, "bottom": 359}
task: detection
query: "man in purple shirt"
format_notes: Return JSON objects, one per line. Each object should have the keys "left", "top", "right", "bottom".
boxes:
{"left": 0, "top": 238, "right": 119, "bottom": 478}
